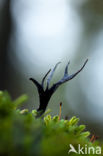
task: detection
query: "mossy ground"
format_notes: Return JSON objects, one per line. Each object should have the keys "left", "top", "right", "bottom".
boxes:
{"left": 0, "top": 91, "right": 103, "bottom": 156}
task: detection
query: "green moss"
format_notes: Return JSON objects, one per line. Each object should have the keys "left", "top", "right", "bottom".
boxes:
{"left": 0, "top": 91, "right": 103, "bottom": 156}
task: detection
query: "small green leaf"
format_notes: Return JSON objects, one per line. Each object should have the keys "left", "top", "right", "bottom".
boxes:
{"left": 13, "top": 95, "right": 28, "bottom": 108}
{"left": 44, "top": 115, "right": 51, "bottom": 125}
{"left": 20, "top": 109, "right": 28, "bottom": 114}
{"left": 52, "top": 115, "right": 59, "bottom": 122}
{"left": 81, "top": 131, "right": 90, "bottom": 137}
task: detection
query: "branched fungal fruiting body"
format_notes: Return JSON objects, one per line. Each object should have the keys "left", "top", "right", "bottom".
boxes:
{"left": 30, "top": 59, "right": 88, "bottom": 117}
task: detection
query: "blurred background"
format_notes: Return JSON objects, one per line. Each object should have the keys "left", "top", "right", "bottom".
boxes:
{"left": 0, "top": 0, "right": 103, "bottom": 138}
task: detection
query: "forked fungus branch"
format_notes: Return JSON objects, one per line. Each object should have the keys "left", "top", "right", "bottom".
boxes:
{"left": 30, "top": 59, "right": 88, "bottom": 117}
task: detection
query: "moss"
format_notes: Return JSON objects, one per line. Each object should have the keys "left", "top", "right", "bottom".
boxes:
{"left": 0, "top": 91, "right": 103, "bottom": 156}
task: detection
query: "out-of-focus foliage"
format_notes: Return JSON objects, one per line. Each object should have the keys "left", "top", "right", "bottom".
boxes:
{"left": 0, "top": 91, "right": 102, "bottom": 156}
